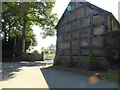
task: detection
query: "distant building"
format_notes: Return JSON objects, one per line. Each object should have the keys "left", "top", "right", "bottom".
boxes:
{"left": 54, "top": 1, "right": 120, "bottom": 69}
{"left": 48, "top": 44, "right": 56, "bottom": 50}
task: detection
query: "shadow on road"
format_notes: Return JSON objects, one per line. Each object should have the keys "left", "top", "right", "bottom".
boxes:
{"left": 40, "top": 66, "right": 118, "bottom": 88}
{"left": 40, "top": 66, "right": 59, "bottom": 88}
{"left": 40, "top": 66, "right": 87, "bottom": 88}
{"left": 2, "top": 61, "right": 45, "bottom": 81}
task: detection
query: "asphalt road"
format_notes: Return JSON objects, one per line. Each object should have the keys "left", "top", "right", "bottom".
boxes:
{"left": 41, "top": 67, "right": 118, "bottom": 88}
{"left": 0, "top": 62, "right": 119, "bottom": 89}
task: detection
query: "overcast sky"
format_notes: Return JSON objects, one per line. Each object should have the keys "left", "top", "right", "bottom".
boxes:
{"left": 33, "top": 0, "right": 120, "bottom": 51}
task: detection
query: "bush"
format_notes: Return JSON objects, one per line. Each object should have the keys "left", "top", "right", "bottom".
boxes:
{"left": 104, "top": 30, "right": 120, "bottom": 69}
{"left": 89, "top": 50, "right": 95, "bottom": 64}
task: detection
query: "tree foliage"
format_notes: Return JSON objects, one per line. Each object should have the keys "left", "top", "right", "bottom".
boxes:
{"left": 2, "top": 2, "right": 58, "bottom": 56}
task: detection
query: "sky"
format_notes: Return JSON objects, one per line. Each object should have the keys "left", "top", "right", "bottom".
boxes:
{"left": 32, "top": 0, "right": 120, "bottom": 51}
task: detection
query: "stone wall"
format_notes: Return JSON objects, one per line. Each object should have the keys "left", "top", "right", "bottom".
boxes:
{"left": 55, "top": 2, "right": 120, "bottom": 70}
{"left": 23, "top": 52, "right": 45, "bottom": 61}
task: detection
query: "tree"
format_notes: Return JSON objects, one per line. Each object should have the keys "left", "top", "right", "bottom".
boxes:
{"left": 2, "top": 2, "right": 37, "bottom": 57}
{"left": 2, "top": 2, "right": 58, "bottom": 56}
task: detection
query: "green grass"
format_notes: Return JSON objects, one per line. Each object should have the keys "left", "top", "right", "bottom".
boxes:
{"left": 100, "top": 70, "right": 119, "bottom": 83}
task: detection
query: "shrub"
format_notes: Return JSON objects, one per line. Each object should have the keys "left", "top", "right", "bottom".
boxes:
{"left": 89, "top": 50, "right": 95, "bottom": 64}
{"left": 104, "top": 30, "right": 120, "bottom": 69}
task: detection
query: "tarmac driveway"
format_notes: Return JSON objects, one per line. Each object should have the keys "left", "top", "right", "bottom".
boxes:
{"left": 41, "top": 67, "right": 118, "bottom": 88}
{"left": 0, "top": 61, "right": 119, "bottom": 89}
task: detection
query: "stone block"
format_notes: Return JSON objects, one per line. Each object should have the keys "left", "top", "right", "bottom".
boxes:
{"left": 63, "top": 33, "right": 71, "bottom": 41}
{"left": 92, "top": 36, "right": 104, "bottom": 46}
{"left": 72, "top": 40, "right": 80, "bottom": 46}
{"left": 81, "top": 28, "right": 91, "bottom": 37}
{"left": 81, "top": 37, "right": 90, "bottom": 46}
{"left": 72, "top": 20, "right": 80, "bottom": 30}
{"left": 72, "top": 30, "right": 80, "bottom": 39}
{"left": 81, "top": 49, "right": 90, "bottom": 55}
{"left": 76, "top": 7, "right": 85, "bottom": 18}
{"left": 93, "top": 15, "right": 104, "bottom": 25}
{"left": 73, "top": 56, "right": 89, "bottom": 69}
{"left": 58, "top": 42, "right": 70, "bottom": 49}
{"left": 68, "top": 12, "right": 75, "bottom": 22}
{"left": 93, "top": 49, "right": 104, "bottom": 56}
{"left": 62, "top": 17, "right": 67, "bottom": 24}
{"left": 64, "top": 49, "right": 71, "bottom": 56}
{"left": 57, "top": 49, "right": 63, "bottom": 56}
{"left": 59, "top": 18, "right": 65, "bottom": 26}
{"left": 55, "top": 56, "right": 72, "bottom": 66}
{"left": 71, "top": 4, "right": 76, "bottom": 11}
{"left": 58, "top": 35, "right": 63, "bottom": 42}
{"left": 72, "top": 47, "right": 80, "bottom": 55}
{"left": 65, "top": 23, "right": 71, "bottom": 32}
{"left": 82, "top": 18, "right": 90, "bottom": 28}
{"left": 86, "top": 7, "right": 96, "bottom": 16}
{"left": 95, "top": 57, "right": 110, "bottom": 70}
{"left": 63, "top": 42, "right": 70, "bottom": 49}
{"left": 76, "top": 2, "right": 82, "bottom": 8}
{"left": 58, "top": 42, "right": 64, "bottom": 49}
{"left": 58, "top": 26, "right": 65, "bottom": 34}
{"left": 93, "top": 25, "right": 104, "bottom": 35}
{"left": 54, "top": 56, "right": 62, "bottom": 65}
{"left": 61, "top": 56, "right": 71, "bottom": 66}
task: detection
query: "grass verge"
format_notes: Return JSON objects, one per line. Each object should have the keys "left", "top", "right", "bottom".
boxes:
{"left": 100, "top": 70, "right": 119, "bottom": 83}
{"left": 52, "top": 65, "right": 119, "bottom": 84}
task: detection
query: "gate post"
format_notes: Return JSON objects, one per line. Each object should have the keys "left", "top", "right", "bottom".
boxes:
{"left": 42, "top": 51, "right": 45, "bottom": 61}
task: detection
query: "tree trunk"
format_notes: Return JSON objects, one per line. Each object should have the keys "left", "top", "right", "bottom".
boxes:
{"left": 8, "top": 22, "right": 11, "bottom": 41}
{"left": 4, "top": 30, "right": 7, "bottom": 41}
{"left": 21, "top": 11, "right": 27, "bottom": 56}
{"left": 2, "top": 22, "right": 7, "bottom": 41}
{"left": 13, "top": 36, "right": 16, "bottom": 58}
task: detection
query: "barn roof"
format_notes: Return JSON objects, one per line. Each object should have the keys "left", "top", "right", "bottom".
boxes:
{"left": 55, "top": 1, "right": 119, "bottom": 29}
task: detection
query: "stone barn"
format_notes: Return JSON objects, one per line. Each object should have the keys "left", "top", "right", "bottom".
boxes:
{"left": 54, "top": 1, "right": 120, "bottom": 70}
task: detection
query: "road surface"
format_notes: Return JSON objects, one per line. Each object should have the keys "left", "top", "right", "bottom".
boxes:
{"left": 0, "top": 61, "right": 119, "bottom": 89}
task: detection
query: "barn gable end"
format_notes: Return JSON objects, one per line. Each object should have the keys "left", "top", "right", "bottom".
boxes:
{"left": 55, "top": 1, "right": 120, "bottom": 70}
